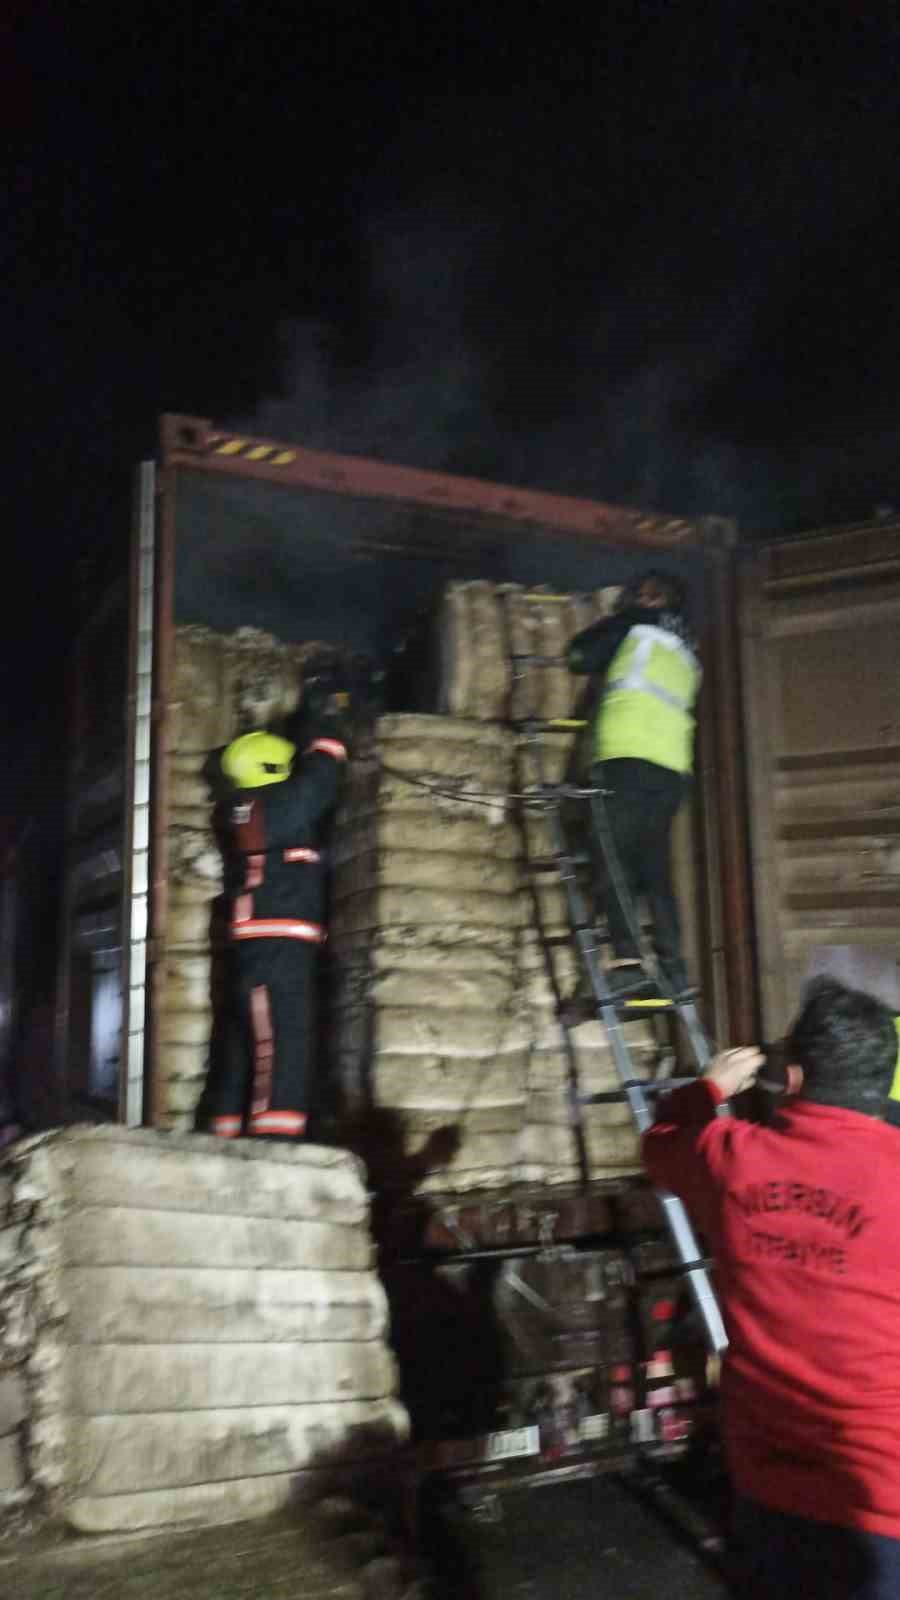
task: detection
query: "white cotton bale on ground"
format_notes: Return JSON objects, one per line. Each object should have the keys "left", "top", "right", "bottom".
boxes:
{"left": 67, "top": 1399, "right": 409, "bottom": 1500}
{"left": 65, "top": 1266, "right": 389, "bottom": 1345}
{"left": 69, "top": 1340, "right": 397, "bottom": 1414}
{"left": 57, "top": 1136, "right": 370, "bottom": 1224}
{"left": 65, "top": 1207, "right": 373, "bottom": 1273}
{"left": 0, "top": 1128, "right": 408, "bottom": 1532}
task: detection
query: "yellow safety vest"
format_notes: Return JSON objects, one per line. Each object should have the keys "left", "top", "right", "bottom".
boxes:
{"left": 595, "top": 623, "right": 701, "bottom": 774}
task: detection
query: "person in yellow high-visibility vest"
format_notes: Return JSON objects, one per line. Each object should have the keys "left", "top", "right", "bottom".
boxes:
{"left": 566, "top": 571, "right": 701, "bottom": 1005}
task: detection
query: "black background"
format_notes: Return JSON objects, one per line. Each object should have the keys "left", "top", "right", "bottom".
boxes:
{"left": 5, "top": 2, "right": 900, "bottom": 803}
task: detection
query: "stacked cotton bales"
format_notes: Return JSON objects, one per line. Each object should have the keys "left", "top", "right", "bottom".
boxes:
{"left": 0, "top": 1128, "right": 408, "bottom": 1533}
{"left": 330, "top": 715, "right": 532, "bottom": 1194}
{"left": 160, "top": 625, "right": 328, "bottom": 1130}
{"left": 438, "top": 580, "right": 621, "bottom": 722}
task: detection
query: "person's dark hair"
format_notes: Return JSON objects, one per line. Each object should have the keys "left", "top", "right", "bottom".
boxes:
{"left": 618, "top": 570, "right": 688, "bottom": 615}
{"left": 788, "top": 976, "right": 897, "bottom": 1115}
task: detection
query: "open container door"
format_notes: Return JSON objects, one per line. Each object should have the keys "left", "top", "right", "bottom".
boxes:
{"left": 142, "top": 414, "right": 755, "bottom": 1128}
{"left": 55, "top": 462, "right": 156, "bottom": 1126}
{"left": 740, "top": 519, "right": 900, "bottom": 1040}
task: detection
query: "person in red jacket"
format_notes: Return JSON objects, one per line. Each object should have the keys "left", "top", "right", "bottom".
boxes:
{"left": 643, "top": 977, "right": 900, "bottom": 1599}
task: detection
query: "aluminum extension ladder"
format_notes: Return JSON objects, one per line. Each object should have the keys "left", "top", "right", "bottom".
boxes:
{"left": 504, "top": 594, "right": 728, "bottom": 1356}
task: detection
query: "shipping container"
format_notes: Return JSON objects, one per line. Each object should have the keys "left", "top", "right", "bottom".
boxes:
{"left": 53, "top": 417, "right": 900, "bottom": 1494}
{"left": 52, "top": 415, "right": 766, "bottom": 1483}
{"left": 739, "top": 521, "right": 900, "bottom": 1039}
{"left": 57, "top": 413, "right": 757, "bottom": 1132}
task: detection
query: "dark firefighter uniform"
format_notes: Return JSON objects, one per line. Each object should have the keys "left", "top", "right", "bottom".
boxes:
{"left": 209, "top": 726, "right": 347, "bottom": 1140}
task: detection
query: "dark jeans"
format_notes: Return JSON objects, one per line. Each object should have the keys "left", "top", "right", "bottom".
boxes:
{"left": 731, "top": 1496, "right": 900, "bottom": 1599}
{"left": 588, "top": 758, "right": 686, "bottom": 970}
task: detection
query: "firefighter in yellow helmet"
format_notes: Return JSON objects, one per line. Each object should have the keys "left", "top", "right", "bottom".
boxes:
{"left": 565, "top": 571, "right": 701, "bottom": 1006}
{"left": 207, "top": 661, "right": 350, "bottom": 1140}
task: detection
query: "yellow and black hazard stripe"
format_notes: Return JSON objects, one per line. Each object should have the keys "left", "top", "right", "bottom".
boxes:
{"left": 206, "top": 433, "right": 297, "bottom": 466}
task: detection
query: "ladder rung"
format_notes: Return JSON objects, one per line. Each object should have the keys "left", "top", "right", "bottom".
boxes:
{"left": 515, "top": 718, "right": 587, "bottom": 731}
{"left": 579, "top": 1078, "right": 697, "bottom": 1106}
{"left": 500, "top": 595, "right": 724, "bottom": 1356}
{"left": 527, "top": 853, "right": 591, "bottom": 871}
{"left": 616, "top": 996, "right": 676, "bottom": 1011}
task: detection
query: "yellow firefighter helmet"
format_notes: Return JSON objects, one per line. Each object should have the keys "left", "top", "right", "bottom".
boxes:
{"left": 221, "top": 731, "right": 296, "bottom": 789}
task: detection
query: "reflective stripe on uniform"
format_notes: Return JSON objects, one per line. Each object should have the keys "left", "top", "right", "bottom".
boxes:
{"left": 606, "top": 624, "right": 700, "bottom": 710}
{"left": 248, "top": 1109, "right": 308, "bottom": 1137}
{"left": 305, "top": 737, "right": 347, "bottom": 761}
{"left": 211, "top": 1115, "right": 242, "bottom": 1139}
{"left": 283, "top": 847, "right": 321, "bottom": 863}
{"left": 231, "top": 918, "right": 326, "bottom": 942}
{"left": 249, "top": 984, "right": 275, "bottom": 1117}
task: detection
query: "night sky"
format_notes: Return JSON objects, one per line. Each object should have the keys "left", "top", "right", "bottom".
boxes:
{"left": 5, "top": 4, "right": 900, "bottom": 805}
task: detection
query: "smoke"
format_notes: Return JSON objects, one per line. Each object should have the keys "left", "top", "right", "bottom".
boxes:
{"left": 232, "top": 76, "right": 900, "bottom": 540}
{"left": 237, "top": 196, "right": 504, "bottom": 476}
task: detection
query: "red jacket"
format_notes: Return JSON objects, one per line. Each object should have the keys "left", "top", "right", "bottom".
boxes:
{"left": 643, "top": 1080, "right": 900, "bottom": 1537}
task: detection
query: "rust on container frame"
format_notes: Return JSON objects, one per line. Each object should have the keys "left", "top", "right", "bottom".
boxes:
{"left": 701, "top": 520, "right": 758, "bottom": 1043}
{"left": 160, "top": 413, "right": 701, "bottom": 552}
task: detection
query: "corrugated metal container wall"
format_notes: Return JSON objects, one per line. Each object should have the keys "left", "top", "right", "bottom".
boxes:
{"left": 740, "top": 523, "right": 900, "bottom": 1039}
